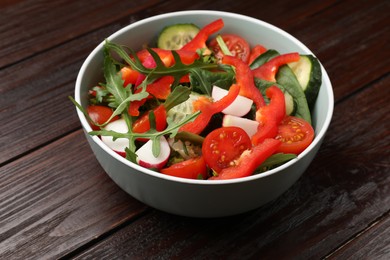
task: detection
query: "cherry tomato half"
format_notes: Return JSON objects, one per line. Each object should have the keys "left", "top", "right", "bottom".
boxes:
{"left": 87, "top": 105, "right": 119, "bottom": 130}
{"left": 209, "top": 34, "right": 251, "bottom": 63}
{"left": 160, "top": 157, "right": 208, "bottom": 179}
{"left": 275, "top": 116, "right": 315, "bottom": 154}
{"left": 202, "top": 126, "right": 252, "bottom": 173}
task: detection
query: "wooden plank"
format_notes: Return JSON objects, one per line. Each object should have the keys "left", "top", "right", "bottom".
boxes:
{"left": 0, "top": 130, "right": 149, "bottom": 259}
{"left": 69, "top": 75, "right": 390, "bottom": 259}
{"left": 327, "top": 213, "right": 390, "bottom": 259}
{"left": 0, "top": 0, "right": 162, "bottom": 68}
{"left": 0, "top": 24, "right": 122, "bottom": 165}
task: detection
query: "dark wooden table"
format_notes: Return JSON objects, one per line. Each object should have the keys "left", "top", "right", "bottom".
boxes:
{"left": 1, "top": 0, "right": 389, "bottom": 259}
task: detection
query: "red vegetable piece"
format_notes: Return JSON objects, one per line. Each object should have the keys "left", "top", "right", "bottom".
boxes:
{"left": 248, "top": 44, "right": 267, "bottom": 65}
{"left": 179, "top": 84, "right": 240, "bottom": 134}
{"left": 252, "top": 86, "right": 286, "bottom": 145}
{"left": 202, "top": 127, "right": 252, "bottom": 173}
{"left": 252, "top": 52, "right": 300, "bottom": 82}
{"left": 222, "top": 55, "right": 266, "bottom": 108}
{"left": 209, "top": 34, "right": 251, "bottom": 63}
{"left": 209, "top": 138, "right": 281, "bottom": 180}
{"left": 181, "top": 19, "right": 224, "bottom": 52}
{"left": 160, "top": 157, "right": 208, "bottom": 179}
{"left": 275, "top": 116, "right": 315, "bottom": 154}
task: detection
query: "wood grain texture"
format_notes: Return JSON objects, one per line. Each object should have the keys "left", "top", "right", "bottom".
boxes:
{"left": 0, "top": 0, "right": 162, "bottom": 68}
{"left": 328, "top": 212, "right": 390, "bottom": 259}
{"left": 0, "top": 0, "right": 389, "bottom": 259}
{"left": 0, "top": 131, "right": 148, "bottom": 259}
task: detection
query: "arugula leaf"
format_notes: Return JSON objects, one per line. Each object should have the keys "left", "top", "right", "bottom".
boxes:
{"left": 105, "top": 40, "right": 219, "bottom": 84}
{"left": 89, "top": 111, "right": 200, "bottom": 158}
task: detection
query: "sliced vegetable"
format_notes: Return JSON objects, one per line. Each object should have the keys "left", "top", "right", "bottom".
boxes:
{"left": 209, "top": 138, "right": 281, "bottom": 180}
{"left": 254, "top": 79, "right": 296, "bottom": 116}
{"left": 288, "top": 54, "right": 322, "bottom": 110}
{"left": 87, "top": 105, "right": 119, "bottom": 130}
{"left": 249, "top": 49, "right": 279, "bottom": 69}
{"left": 136, "top": 136, "right": 170, "bottom": 169}
{"left": 121, "top": 66, "right": 140, "bottom": 86}
{"left": 211, "top": 85, "right": 253, "bottom": 116}
{"left": 202, "top": 126, "right": 252, "bottom": 173}
{"left": 248, "top": 44, "right": 267, "bottom": 65}
{"left": 179, "top": 84, "right": 240, "bottom": 134}
{"left": 275, "top": 65, "right": 312, "bottom": 124}
{"left": 222, "top": 55, "right": 265, "bottom": 108}
{"left": 252, "top": 86, "right": 286, "bottom": 145}
{"left": 132, "top": 104, "right": 167, "bottom": 134}
{"left": 275, "top": 116, "right": 314, "bottom": 154}
{"left": 252, "top": 52, "right": 300, "bottom": 82}
{"left": 209, "top": 34, "right": 251, "bottom": 63}
{"left": 167, "top": 92, "right": 203, "bottom": 124}
{"left": 157, "top": 23, "right": 200, "bottom": 50}
{"left": 222, "top": 115, "right": 259, "bottom": 138}
{"left": 181, "top": 19, "right": 224, "bottom": 52}
{"left": 100, "top": 118, "right": 129, "bottom": 157}
{"left": 161, "top": 156, "right": 207, "bottom": 179}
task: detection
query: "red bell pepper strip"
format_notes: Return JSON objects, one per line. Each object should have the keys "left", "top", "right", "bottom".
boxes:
{"left": 132, "top": 104, "right": 167, "bottom": 135}
{"left": 121, "top": 66, "right": 140, "bottom": 86}
{"left": 209, "top": 138, "right": 281, "bottom": 180}
{"left": 252, "top": 86, "right": 286, "bottom": 145}
{"left": 222, "top": 55, "right": 266, "bottom": 108}
{"left": 181, "top": 19, "right": 224, "bottom": 52}
{"left": 137, "top": 48, "right": 199, "bottom": 66}
{"left": 179, "top": 84, "right": 240, "bottom": 134}
{"left": 161, "top": 156, "right": 208, "bottom": 179}
{"left": 252, "top": 52, "right": 300, "bottom": 82}
{"left": 248, "top": 44, "right": 267, "bottom": 65}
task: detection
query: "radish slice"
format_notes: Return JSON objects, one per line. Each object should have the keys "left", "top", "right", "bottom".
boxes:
{"left": 222, "top": 115, "right": 260, "bottom": 138}
{"left": 136, "top": 136, "right": 170, "bottom": 169}
{"left": 212, "top": 86, "right": 253, "bottom": 116}
{"left": 101, "top": 118, "right": 129, "bottom": 157}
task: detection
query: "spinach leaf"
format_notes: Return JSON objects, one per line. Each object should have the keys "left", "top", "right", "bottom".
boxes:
{"left": 276, "top": 65, "right": 312, "bottom": 124}
{"left": 249, "top": 49, "right": 279, "bottom": 69}
{"left": 189, "top": 65, "right": 235, "bottom": 95}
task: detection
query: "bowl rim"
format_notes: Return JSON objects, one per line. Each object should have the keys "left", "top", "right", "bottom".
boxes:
{"left": 75, "top": 10, "right": 334, "bottom": 185}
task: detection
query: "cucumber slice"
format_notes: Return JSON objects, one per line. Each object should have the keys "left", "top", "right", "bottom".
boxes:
{"left": 167, "top": 92, "right": 203, "bottom": 124}
{"left": 284, "top": 91, "right": 296, "bottom": 116}
{"left": 289, "top": 55, "right": 322, "bottom": 110}
{"left": 157, "top": 23, "right": 200, "bottom": 50}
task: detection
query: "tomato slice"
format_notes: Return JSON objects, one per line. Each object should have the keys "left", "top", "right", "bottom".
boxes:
{"left": 209, "top": 138, "right": 281, "bottom": 180}
{"left": 202, "top": 126, "right": 252, "bottom": 173}
{"left": 160, "top": 157, "right": 208, "bottom": 179}
{"left": 87, "top": 105, "right": 119, "bottom": 130}
{"left": 209, "top": 34, "right": 251, "bottom": 63}
{"left": 275, "top": 116, "right": 315, "bottom": 154}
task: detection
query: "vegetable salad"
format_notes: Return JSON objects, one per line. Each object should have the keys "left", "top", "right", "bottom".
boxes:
{"left": 72, "top": 18, "right": 322, "bottom": 180}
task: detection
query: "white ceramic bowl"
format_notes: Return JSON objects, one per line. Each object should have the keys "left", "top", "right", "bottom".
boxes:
{"left": 75, "top": 10, "right": 333, "bottom": 218}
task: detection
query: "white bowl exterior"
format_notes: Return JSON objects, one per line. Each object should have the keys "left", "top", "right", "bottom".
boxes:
{"left": 75, "top": 10, "right": 333, "bottom": 217}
